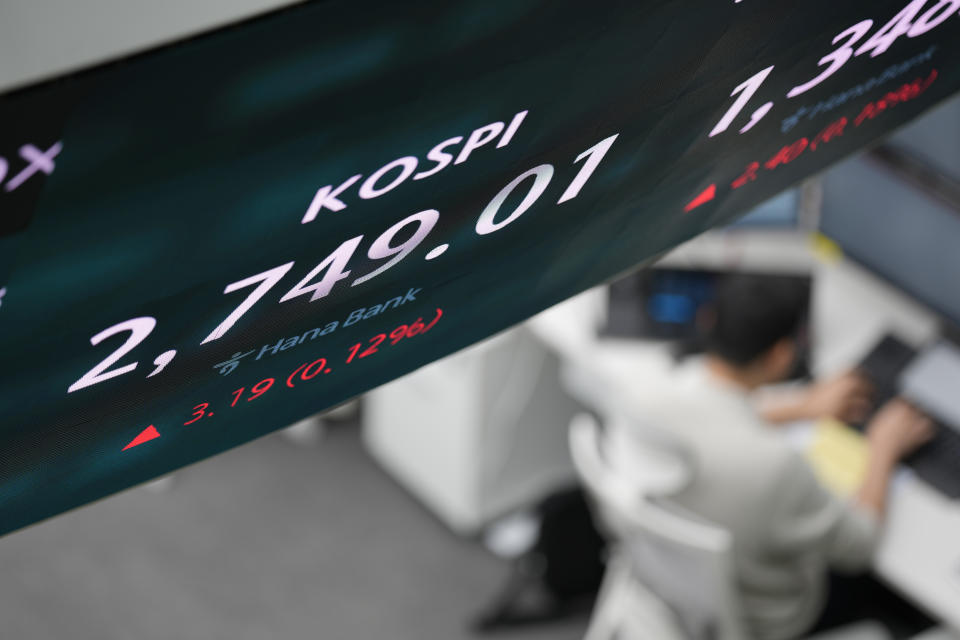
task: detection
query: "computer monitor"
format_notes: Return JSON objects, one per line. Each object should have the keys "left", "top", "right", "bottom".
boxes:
{"left": 604, "top": 267, "right": 811, "bottom": 341}
{"left": 820, "top": 153, "right": 960, "bottom": 329}
{"left": 604, "top": 268, "right": 720, "bottom": 341}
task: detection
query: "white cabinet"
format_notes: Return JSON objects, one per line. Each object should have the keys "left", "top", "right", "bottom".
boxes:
{"left": 362, "top": 327, "right": 582, "bottom": 535}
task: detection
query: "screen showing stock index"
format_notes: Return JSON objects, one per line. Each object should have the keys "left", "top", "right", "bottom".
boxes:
{"left": 1, "top": 0, "right": 959, "bottom": 536}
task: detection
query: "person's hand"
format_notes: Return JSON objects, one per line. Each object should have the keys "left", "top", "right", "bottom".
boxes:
{"left": 866, "top": 398, "right": 935, "bottom": 464}
{"left": 805, "top": 371, "right": 874, "bottom": 423}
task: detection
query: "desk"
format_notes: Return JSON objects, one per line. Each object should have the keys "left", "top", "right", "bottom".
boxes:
{"left": 525, "top": 268, "right": 960, "bottom": 632}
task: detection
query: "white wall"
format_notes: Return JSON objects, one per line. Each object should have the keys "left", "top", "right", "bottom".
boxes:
{"left": 0, "top": 0, "right": 302, "bottom": 92}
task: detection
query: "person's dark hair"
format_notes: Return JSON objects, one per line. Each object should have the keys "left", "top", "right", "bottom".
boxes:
{"left": 703, "top": 273, "right": 809, "bottom": 366}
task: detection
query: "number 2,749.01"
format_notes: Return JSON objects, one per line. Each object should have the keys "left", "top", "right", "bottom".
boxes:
{"left": 66, "top": 134, "right": 617, "bottom": 395}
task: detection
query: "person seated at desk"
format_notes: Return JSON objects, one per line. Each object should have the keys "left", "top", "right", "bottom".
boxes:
{"left": 613, "top": 274, "right": 935, "bottom": 640}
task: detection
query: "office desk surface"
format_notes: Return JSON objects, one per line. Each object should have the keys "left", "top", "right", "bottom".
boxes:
{"left": 526, "top": 285, "right": 960, "bottom": 631}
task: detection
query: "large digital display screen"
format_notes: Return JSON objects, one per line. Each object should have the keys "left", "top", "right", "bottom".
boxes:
{"left": 2, "top": 0, "right": 959, "bottom": 536}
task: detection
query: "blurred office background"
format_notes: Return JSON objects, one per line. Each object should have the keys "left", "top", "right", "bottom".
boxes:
{"left": 3, "top": 89, "right": 959, "bottom": 640}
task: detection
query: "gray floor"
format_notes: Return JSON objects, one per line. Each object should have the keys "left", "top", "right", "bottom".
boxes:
{"left": 0, "top": 419, "right": 588, "bottom": 640}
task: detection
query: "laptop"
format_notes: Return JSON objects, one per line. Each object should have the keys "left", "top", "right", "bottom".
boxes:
{"left": 855, "top": 335, "right": 960, "bottom": 499}
{"left": 603, "top": 268, "right": 812, "bottom": 338}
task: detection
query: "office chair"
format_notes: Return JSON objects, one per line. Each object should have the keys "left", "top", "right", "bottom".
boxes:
{"left": 569, "top": 412, "right": 745, "bottom": 640}
{"left": 569, "top": 413, "right": 892, "bottom": 640}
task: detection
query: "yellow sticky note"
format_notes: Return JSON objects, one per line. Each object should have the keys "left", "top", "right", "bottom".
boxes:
{"left": 809, "top": 232, "right": 844, "bottom": 264}
{"left": 806, "top": 419, "right": 868, "bottom": 497}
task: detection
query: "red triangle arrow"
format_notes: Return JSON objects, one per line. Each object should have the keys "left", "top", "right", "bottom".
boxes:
{"left": 122, "top": 425, "right": 160, "bottom": 451}
{"left": 684, "top": 183, "right": 716, "bottom": 212}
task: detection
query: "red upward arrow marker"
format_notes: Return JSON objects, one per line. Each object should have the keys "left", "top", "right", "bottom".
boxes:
{"left": 684, "top": 183, "right": 716, "bottom": 212}
{"left": 122, "top": 425, "right": 160, "bottom": 451}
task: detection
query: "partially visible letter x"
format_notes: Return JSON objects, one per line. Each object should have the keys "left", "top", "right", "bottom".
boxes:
{"left": 4, "top": 141, "right": 63, "bottom": 192}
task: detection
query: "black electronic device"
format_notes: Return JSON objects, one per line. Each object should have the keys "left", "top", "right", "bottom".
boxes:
{"left": 602, "top": 267, "right": 813, "bottom": 382}
{"left": 603, "top": 268, "right": 720, "bottom": 341}
{"left": 854, "top": 335, "right": 960, "bottom": 499}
